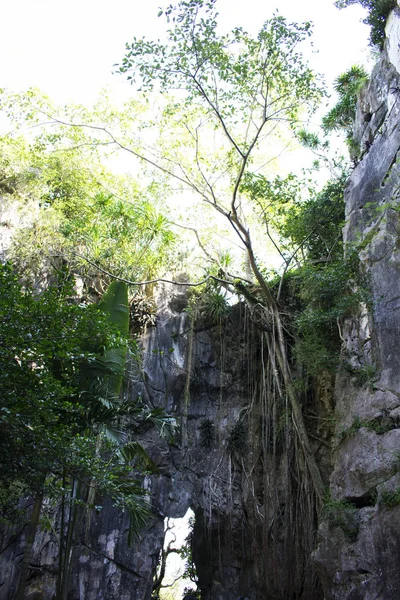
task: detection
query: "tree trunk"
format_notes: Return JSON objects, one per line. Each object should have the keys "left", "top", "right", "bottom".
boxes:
{"left": 234, "top": 218, "right": 325, "bottom": 503}
{"left": 15, "top": 490, "right": 44, "bottom": 600}
{"left": 56, "top": 474, "right": 66, "bottom": 600}
{"left": 57, "top": 478, "right": 81, "bottom": 600}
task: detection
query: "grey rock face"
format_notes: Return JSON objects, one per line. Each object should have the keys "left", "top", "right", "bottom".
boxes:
{"left": 1, "top": 281, "right": 325, "bottom": 600}
{"left": 6, "top": 13, "right": 400, "bottom": 600}
{"left": 315, "top": 9, "right": 400, "bottom": 599}
{"left": 0, "top": 497, "right": 163, "bottom": 600}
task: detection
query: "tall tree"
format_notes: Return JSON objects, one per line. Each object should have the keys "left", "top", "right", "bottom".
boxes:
{"left": 117, "top": 0, "right": 326, "bottom": 500}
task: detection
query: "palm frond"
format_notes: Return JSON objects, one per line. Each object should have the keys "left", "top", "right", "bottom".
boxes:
{"left": 127, "top": 498, "right": 151, "bottom": 545}
{"left": 103, "top": 425, "right": 127, "bottom": 445}
{"left": 120, "top": 441, "right": 159, "bottom": 473}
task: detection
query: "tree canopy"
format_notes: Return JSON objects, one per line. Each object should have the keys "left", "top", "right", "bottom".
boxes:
{"left": 0, "top": 98, "right": 175, "bottom": 286}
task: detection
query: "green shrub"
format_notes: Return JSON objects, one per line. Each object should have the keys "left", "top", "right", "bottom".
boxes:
{"left": 282, "top": 175, "right": 346, "bottom": 262}
{"left": 322, "top": 496, "right": 360, "bottom": 541}
{"left": 130, "top": 292, "right": 157, "bottom": 332}
{"left": 340, "top": 414, "right": 393, "bottom": 439}
{"left": 292, "top": 254, "right": 365, "bottom": 375}
{"left": 202, "top": 289, "right": 230, "bottom": 321}
{"left": 339, "top": 416, "right": 363, "bottom": 439}
{"left": 352, "top": 364, "right": 379, "bottom": 388}
{"left": 380, "top": 487, "right": 400, "bottom": 507}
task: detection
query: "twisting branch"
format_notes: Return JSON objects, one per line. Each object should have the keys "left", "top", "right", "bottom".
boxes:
{"left": 152, "top": 519, "right": 181, "bottom": 595}
{"left": 153, "top": 560, "right": 180, "bottom": 593}
{"left": 168, "top": 220, "right": 215, "bottom": 263}
{"left": 72, "top": 253, "right": 232, "bottom": 288}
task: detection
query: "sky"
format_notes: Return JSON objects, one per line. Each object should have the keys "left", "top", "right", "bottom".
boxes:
{"left": 0, "top": 0, "right": 371, "bottom": 105}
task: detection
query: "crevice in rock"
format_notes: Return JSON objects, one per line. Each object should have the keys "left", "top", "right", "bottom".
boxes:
{"left": 357, "top": 568, "right": 373, "bottom": 576}
{"left": 78, "top": 542, "right": 144, "bottom": 579}
{"left": 28, "top": 563, "right": 57, "bottom": 577}
{"left": 345, "top": 488, "right": 377, "bottom": 509}
{"left": 380, "top": 150, "right": 399, "bottom": 187}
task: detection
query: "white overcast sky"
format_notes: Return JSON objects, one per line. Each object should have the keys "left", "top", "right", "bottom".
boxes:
{"left": 1, "top": 0, "right": 370, "bottom": 105}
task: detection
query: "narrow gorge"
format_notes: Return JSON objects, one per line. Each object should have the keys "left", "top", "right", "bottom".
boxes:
{"left": 1, "top": 4, "right": 400, "bottom": 600}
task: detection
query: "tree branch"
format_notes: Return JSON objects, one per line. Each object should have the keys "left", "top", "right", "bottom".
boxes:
{"left": 72, "top": 253, "right": 231, "bottom": 288}
{"left": 168, "top": 221, "right": 215, "bottom": 263}
{"left": 189, "top": 73, "right": 245, "bottom": 158}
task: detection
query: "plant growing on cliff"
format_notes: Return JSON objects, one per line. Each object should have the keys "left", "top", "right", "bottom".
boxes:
{"left": 322, "top": 496, "right": 359, "bottom": 541}
{"left": 380, "top": 487, "right": 400, "bottom": 507}
{"left": 322, "top": 66, "right": 369, "bottom": 140}
{"left": 202, "top": 288, "right": 229, "bottom": 322}
{"left": 334, "top": 0, "right": 397, "bottom": 49}
{"left": 199, "top": 418, "right": 215, "bottom": 449}
{"left": 228, "top": 420, "right": 247, "bottom": 457}
{"left": 322, "top": 65, "right": 369, "bottom": 161}
{"left": 293, "top": 254, "right": 363, "bottom": 374}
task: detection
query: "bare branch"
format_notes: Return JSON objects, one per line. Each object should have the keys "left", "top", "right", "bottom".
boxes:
{"left": 231, "top": 116, "right": 268, "bottom": 215}
{"left": 72, "top": 253, "right": 232, "bottom": 288}
{"left": 189, "top": 73, "right": 245, "bottom": 158}
{"left": 252, "top": 196, "right": 288, "bottom": 266}
{"left": 192, "top": 123, "right": 219, "bottom": 205}
{"left": 168, "top": 220, "right": 215, "bottom": 262}
{"left": 51, "top": 141, "right": 115, "bottom": 153}
{"left": 35, "top": 111, "right": 216, "bottom": 205}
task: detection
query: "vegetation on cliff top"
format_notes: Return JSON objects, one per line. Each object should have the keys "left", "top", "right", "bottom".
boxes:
{"left": 335, "top": 0, "right": 397, "bottom": 49}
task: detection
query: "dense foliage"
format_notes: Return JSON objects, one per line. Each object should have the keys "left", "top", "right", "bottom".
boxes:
{"left": 281, "top": 174, "right": 347, "bottom": 262}
{"left": 253, "top": 173, "right": 355, "bottom": 376}
{"left": 0, "top": 108, "right": 175, "bottom": 594}
{"left": 0, "top": 264, "right": 146, "bottom": 515}
{"left": 0, "top": 261, "right": 176, "bottom": 597}
{"left": 0, "top": 90, "right": 175, "bottom": 286}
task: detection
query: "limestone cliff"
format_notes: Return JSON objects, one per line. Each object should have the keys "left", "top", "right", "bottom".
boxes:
{"left": 2, "top": 9, "right": 400, "bottom": 600}
{"left": 314, "top": 7, "right": 400, "bottom": 599}
{"left": 0, "top": 282, "right": 326, "bottom": 600}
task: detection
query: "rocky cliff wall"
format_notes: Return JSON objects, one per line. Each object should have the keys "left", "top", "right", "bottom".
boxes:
{"left": 314, "top": 7, "right": 400, "bottom": 600}
{"left": 1, "top": 282, "right": 326, "bottom": 600}
{"left": 3, "top": 11, "right": 400, "bottom": 600}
